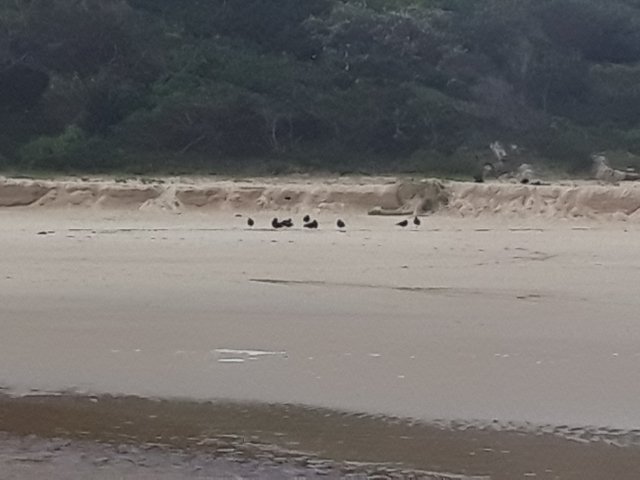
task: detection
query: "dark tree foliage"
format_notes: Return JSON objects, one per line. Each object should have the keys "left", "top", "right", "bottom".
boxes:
{"left": 534, "top": 0, "right": 640, "bottom": 64}
{"left": 130, "top": 0, "right": 332, "bottom": 58}
{"left": 0, "top": 64, "right": 49, "bottom": 112}
{"left": 1, "top": 0, "right": 640, "bottom": 173}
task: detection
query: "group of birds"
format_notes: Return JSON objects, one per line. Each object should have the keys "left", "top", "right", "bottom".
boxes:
{"left": 396, "top": 216, "right": 421, "bottom": 227}
{"left": 272, "top": 216, "right": 313, "bottom": 229}
{"left": 245, "top": 214, "right": 325, "bottom": 229}
{"left": 245, "top": 214, "right": 420, "bottom": 229}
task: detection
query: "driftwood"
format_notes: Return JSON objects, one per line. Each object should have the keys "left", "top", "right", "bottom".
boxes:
{"left": 368, "top": 179, "right": 449, "bottom": 216}
{"left": 592, "top": 155, "right": 639, "bottom": 183}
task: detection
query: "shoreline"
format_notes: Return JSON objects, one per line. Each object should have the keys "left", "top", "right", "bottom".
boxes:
{"left": 0, "top": 392, "right": 638, "bottom": 480}
{"left": 2, "top": 178, "right": 639, "bottom": 478}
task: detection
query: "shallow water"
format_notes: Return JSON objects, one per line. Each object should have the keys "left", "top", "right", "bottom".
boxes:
{"left": 0, "top": 393, "right": 639, "bottom": 479}
{"left": 0, "top": 432, "right": 337, "bottom": 480}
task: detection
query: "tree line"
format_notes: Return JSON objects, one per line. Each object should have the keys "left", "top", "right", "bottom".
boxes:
{"left": 2, "top": 0, "right": 640, "bottom": 175}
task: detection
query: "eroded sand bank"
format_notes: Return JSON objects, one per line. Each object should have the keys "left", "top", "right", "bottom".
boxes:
{"left": 4, "top": 174, "right": 640, "bottom": 221}
{"left": 1, "top": 176, "right": 640, "bottom": 478}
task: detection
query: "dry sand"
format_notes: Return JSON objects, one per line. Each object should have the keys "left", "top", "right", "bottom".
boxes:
{"left": 1, "top": 175, "right": 640, "bottom": 478}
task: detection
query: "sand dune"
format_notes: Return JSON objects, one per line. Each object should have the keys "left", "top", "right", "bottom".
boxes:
{"left": 2, "top": 175, "right": 640, "bottom": 221}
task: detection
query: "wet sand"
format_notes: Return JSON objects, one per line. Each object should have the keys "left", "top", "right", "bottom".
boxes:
{"left": 1, "top": 393, "right": 639, "bottom": 480}
{"left": 1, "top": 207, "right": 640, "bottom": 478}
{"left": 0, "top": 431, "right": 338, "bottom": 480}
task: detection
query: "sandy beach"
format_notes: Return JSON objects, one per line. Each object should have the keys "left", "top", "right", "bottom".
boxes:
{"left": 1, "top": 175, "right": 640, "bottom": 479}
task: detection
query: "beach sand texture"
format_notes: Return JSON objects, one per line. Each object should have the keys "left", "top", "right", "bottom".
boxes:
{"left": 1, "top": 175, "right": 640, "bottom": 479}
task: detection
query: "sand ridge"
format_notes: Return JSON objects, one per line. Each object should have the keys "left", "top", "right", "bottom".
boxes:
{"left": 3, "top": 175, "right": 640, "bottom": 221}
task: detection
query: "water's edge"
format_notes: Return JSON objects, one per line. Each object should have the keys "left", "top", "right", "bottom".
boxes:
{"left": 0, "top": 392, "right": 638, "bottom": 480}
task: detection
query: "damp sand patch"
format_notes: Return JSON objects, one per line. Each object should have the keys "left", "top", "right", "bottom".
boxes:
{"left": 0, "top": 393, "right": 639, "bottom": 480}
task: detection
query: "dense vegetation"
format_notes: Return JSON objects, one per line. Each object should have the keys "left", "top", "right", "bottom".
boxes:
{"left": 2, "top": 0, "right": 640, "bottom": 175}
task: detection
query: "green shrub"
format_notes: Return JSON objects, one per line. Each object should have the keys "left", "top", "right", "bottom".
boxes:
{"left": 18, "top": 127, "right": 122, "bottom": 171}
{"left": 19, "top": 126, "right": 86, "bottom": 169}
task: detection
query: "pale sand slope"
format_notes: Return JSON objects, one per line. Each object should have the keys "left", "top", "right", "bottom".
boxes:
{"left": 1, "top": 200, "right": 639, "bottom": 431}
{"left": 5, "top": 174, "right": 640, "bottom": 221}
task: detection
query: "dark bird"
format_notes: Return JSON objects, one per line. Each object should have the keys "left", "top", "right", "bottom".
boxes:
{"left": 303, "top": 220, "right": 318, "bottom": 229}
{"left": 336, "top": 219, "right": 346, "bottom": 229}
{"left": 396, "top": 219, "right": 409, "bottom": 227}
{"left": 272, "top": 218, "right": 283, "bottom": 229}
{"left": 247, "top": 217, "right": 255, "bottom": 227}
{"left": 413, "top": 216, "right": 421, "bottom": 226}
{"left": 303, "top": 214, "right": 311, "bottom": 223}
{"left": 281, "top": 218, "right": 293, "bottom": 228}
